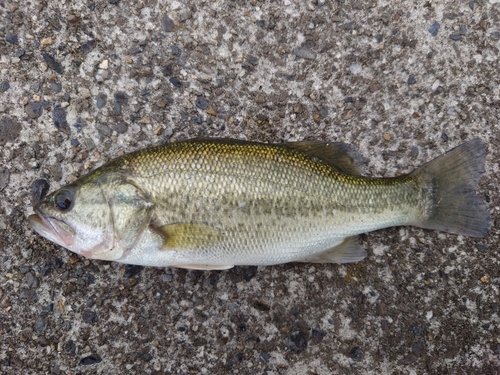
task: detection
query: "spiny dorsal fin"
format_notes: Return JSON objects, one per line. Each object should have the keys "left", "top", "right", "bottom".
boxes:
{"left": 154, "top": 223, "right": 223, "bottom": 251}
{"left": 295, "top": 236, "right": 367, "bottom": 264}
{"left": 283, "top": 141, "right": 364, "bottom": 175}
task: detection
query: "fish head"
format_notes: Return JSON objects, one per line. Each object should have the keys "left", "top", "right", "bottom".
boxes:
{"left": 28, "top": 180, "right": 121, "bottom": 260}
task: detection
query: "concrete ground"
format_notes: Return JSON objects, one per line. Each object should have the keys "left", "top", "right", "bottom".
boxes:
{"left": 1, "top": 0, "right": 500, "bottom": 374}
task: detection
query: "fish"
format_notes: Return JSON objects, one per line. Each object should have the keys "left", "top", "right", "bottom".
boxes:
{"left": 28, "top": 138, "right": 490, "bottom": 270}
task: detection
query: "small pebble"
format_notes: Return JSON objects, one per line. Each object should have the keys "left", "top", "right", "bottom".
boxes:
{"left": 179, "top": 10, "right": 192, "bottom": 21}
{"left": 410, "top": 146, "right": 419, "bottom": 157}
{"left": 138, "top": 116, "right": 152, "bottom": 124}
{"left": 25, "top": 272, "right": 38, "bottom": 288}
{"left": 79, "top": 354, "right": 102, "bottom": 365}
{"left": 63, "top": 340, "right": 76, "bottom": 354}
{"left": 95, "top": 93, "right": 107, "bottom": 109}
{"left": 50, "top": 83, "right": 62, "bottom": 93}
{"left": 42, "top": 53, "right": 63, "bottom": 74}
{"left": 96, "top": 69, "right": 110, "bottom": 80}
{"left": 25, "top": 102, "right": 44, "bottom": 119}
{"left": 0, "top": 168, "right": 10, "bottom": 191}
{"left": 40, "top": 37, "right": 54, "bottom": 46}
{"left": 293, "top": 103, "right": 303, "bottom": 113}
{"left": 73, "top": 117, "right": 87, "bottom": 132}
{"left": 350, "top": 347, "right": 364, "bottom": 361}
{"left": 383, "top": 133, "right": 391, "bottom": 141}
{"left": 408, "top": 75, "right": 417, "bottom": 84}
{"left": 449, "top": 34, "right": 461, "bottom": 41}
{"left": 293, "top": 47, "right": 316, "bottom": 60}
{"left": 342, "top": 110, "right": 354, "bottom": 119}
{"left": 412, "top": 326, "right": 424, "bottom": 335}
{"left": 82, "top": 310, "right": 98, "bottom": 323}
{"left": 459, "top": 25, "right": 467, "bottom": 35}
{"left": 53, "top": 105, "right": 69, "bottom": 132}
{"left": 196, "top": 97, "right": 208, "bottom": 110}
{"left": 163, "top": 127, "right": 173, "bottom": 137}
{"left": 311, "top": 329, "right": 327, "bottom": 341}
{"left": 169, "top": 77, "right": 182, "bottom": 87}
{"left": 31, "top": 179, "right": 50, "bottom": 201}
{"left": 171, "top": 45, "right": 180, "bottom": 55}
{"left": 0, "top": 116, "right": 21, "bottom": 146}
{"left": 161, "top": 15, "right": 175, "bottom": 32}
{"left": 114, "top": 92, "right": 128, "bottom": 104}
{"left": 5, "top": 34, "right": 18, "bottom": 44}
{"left": 98, "top": 60, "right": 109, "bottom": 69}
{"left": 15, "top": 49, "right": 25, "bottom": 58}
{"left": 428, "top": 22, "right": 440, "bottom": 37}
{"left": 113, "top": 122, "right": 128, "bottom": 134}
{"left": 0, "top": 81, "right": 10, "bottom": 92}
{"left": 289, "top": 331, "right": 308, "bottom": 353}
{"left": 96, "top": 123, "right": 112, "bottom": 136}
{"left": 81, "top": 40, "right": 96, "bottom": 54}
{"left": 35, "top": 317, "right": 47, "bottom": 332}
{"left": 260, "top": 352, "right": 270, "bottom": 362}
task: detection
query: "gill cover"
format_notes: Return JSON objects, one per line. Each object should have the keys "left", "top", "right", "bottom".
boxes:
{"left": 101, "top": 173, "right": 154, "bottom": 251}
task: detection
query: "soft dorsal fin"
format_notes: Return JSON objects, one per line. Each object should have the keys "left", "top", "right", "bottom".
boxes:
{"left": 153, "top": 223, "right": 223, "bottom": 251}
{"left": 283, "top": 141, "right": 364, "bottom": 175}
{"left": 295, "top": 236, "right": 367, "bottom": 264}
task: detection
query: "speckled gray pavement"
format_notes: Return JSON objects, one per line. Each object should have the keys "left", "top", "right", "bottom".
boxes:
{"left": 1, "top": 1, "right": 500, "bottom": 374}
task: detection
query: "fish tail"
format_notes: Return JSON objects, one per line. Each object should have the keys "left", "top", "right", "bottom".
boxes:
{"left": 410, "top": 138, "right": 490, "bottom": 237}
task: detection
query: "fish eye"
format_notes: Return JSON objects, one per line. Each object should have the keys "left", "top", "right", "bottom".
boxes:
{"left": 54, "top": 189, "right": 74, "bottom": 212}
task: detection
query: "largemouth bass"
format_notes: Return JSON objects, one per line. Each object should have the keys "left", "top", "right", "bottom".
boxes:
{"left": 28, "top": 138, "right": 490, "bottom": 270}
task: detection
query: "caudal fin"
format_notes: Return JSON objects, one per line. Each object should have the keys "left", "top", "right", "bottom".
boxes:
{"left": 410, "top": 138, "right": 490, "bottom": 237}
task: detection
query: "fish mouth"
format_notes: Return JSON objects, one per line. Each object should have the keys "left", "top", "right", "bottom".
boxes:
{"left": 28, "top": 209, "right": 75, "bottom": 249}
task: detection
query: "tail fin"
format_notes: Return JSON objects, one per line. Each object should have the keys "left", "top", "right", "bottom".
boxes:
{"left": 410, "top": 138, "right": 490, "bottom": 237}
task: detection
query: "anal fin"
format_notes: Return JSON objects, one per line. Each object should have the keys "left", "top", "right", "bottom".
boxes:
{"left": 296, "top": 236, "right": 367, "bottom": 264}
{"left": 170, "top": 264, "right": 234, "bottom": 270}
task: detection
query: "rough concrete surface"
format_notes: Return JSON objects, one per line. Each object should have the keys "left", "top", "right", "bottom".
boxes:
{"left": 1, "top": 0, "right": 500, "bottom": 374}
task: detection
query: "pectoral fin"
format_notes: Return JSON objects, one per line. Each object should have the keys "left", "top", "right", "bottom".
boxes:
{"left": 296, "top": 236, "right": 367, "bottom": 264}
{"left": 154, "top": 223, "right": 223, "bottom": 251}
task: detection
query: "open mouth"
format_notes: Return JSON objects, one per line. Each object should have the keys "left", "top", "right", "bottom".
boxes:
{"left": 28, "top": 210, "right": 75, "bottom": 249}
